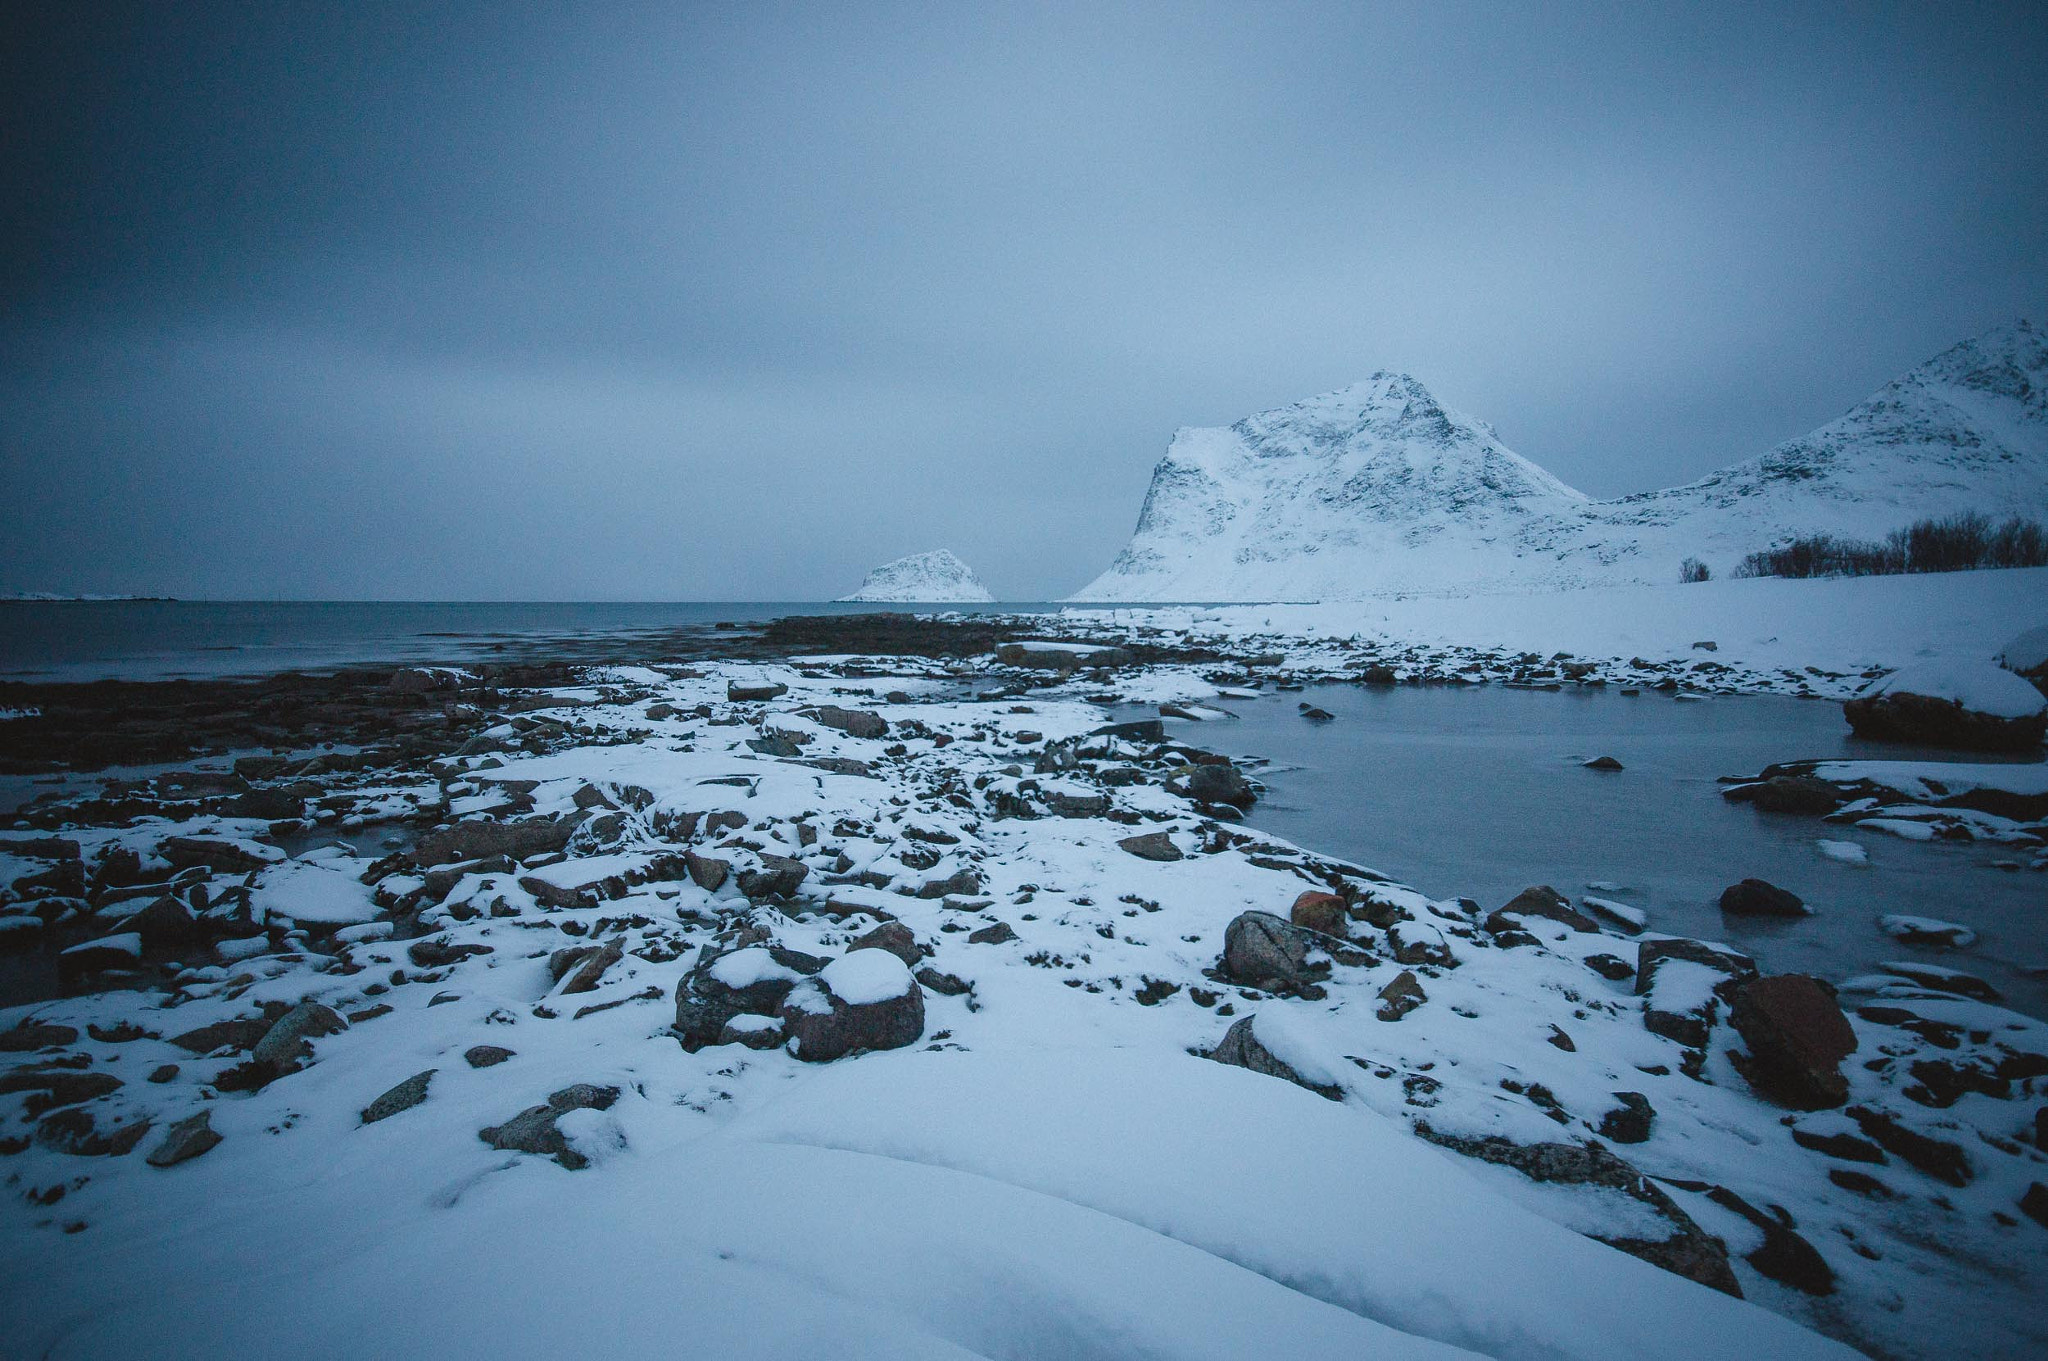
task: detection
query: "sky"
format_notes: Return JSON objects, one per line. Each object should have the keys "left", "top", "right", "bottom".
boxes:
{"left": 3, "top": 1, "right": 2045, "bottom": 601}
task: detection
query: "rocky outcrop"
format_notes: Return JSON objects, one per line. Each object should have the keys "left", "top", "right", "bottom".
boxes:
{"left": 1718, "top": 878, "right": 1807, "bottom": 918}
{"left": 1209, "top": 1014, "right": 1343, "bottom": 1100}
{"left": 1729, "top": 976, "right": 1857, "bottom": 1109}
{"left": 479, "top": 1084, "right": 621, "bottom": 1169}
{"left": 780, "top": 952, "right": 925, "bottom": 1062}
{"left": 1843, "top": 662, "right": 2048, "bottom": 752}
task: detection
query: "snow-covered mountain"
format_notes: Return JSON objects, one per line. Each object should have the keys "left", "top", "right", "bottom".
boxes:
{"left": 1071, "top": 321, "right": 2048, "bottom": 601}
{"left": 838, "top": 549, "right": 994, "bottom": 602}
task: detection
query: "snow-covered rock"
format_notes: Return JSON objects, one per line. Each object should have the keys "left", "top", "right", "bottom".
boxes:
{"left": 1843, "top": 660, "right": 2047, "bottom": 750}
{"left": 838, "top": 549, "right": 994, "bottom": 602}
{"left": 1073, "top": 321, "right": 2048, "bottom": 601}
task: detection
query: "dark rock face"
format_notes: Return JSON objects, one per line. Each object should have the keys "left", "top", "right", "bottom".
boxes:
{"left": 814, "top": 706, "right": 888, "bottom": 739}
{"left": 916, "top": 868, "right": 984, "bottom": 899}
{"left": 1117, "top": 832, "right": 1182, "bottom": 862}
{"left": 915, "top": 967, "right": 971, "bottom": 996}
{"left": 146, "top": 1111, "right": 221, "bottom": 1168}
{"left": 1846, "top": 1106, "right": 1972, "bottom": 1186}
{"left": 1376, "top": 970, "right": 1427, "bottom": 1022}
{"left": 1485, "top": 886, "right": 1598, "bottom": 935}
{"left": 780, "top": 967, "right": 925, "bottom": 1063}
{"left": 465, "top": 1045, "right": 516, "bottom": 1069}
{"left": 737, "top": 854, "right": 809, "bottom": 900}
{"left": 848, "top": 921, "right": 922, "bottom": 967}
{"left": 1209, "top": 1015, "right": 1342, "bottom": 1100}
{"left": 673, "top": 943, "right": 826, "bottom": 1051}
{"left": 160, "top": 836, "right": 276, "bottom": 874}
{"left": 967, "top": 921, "right": 1016, "bottom": 945}
{"left": 1175, "top": 761, "right": 1255, "bottom": 810}
{"left": 684, "top": 851, "right": 730, "bottom": 892}
{"left": 1844, "top": 689, "right": 2046, "bottom": 752}
{"left": 1220, "top": 911, "right": 1319, "bottom": 991}
{"left": 1289, "top": 890, "right": 1349, "bottom": 937}
{"left": 1634, "top": 938, "right": 1757, "bottom": 995}
{"left": 727, "top": 681, "right": 789, "bottom": 702}
{"left": 479, "top": 1084, "right": 621, "bottom": 1169}
{"left": 361, "top": 1069, "right": 436, "bottom": 1124}
{"left": 1738, "top": 776, "right": 1844, "bottom": 815}
{"left": 1090, "top": 718, "right": 1165, "bottom": 744}
{"left": 2021, "top": 1183, "right": 2048, "bottom": 1228}
{"left": 0, "top": 1067, "right": 123, "bottom": 1112}
{"left": 996, "top": 643, "right": 1130, "bottom": 671}
{"left": 1705, "top": 1188, "right": 1835, "bottom": 1296}
{"left": 1416, "top": 1127, "right": 1741, "bottom": 1297}
{"left": 36, "top": 1107, "right": 151, "bottom": 1157}
{"left": 1730, "top": 975, "right": 1857, "bottom": 1109}
{"left": 1636, "top": 938, "right": 1758, "bottom": 1050}
{"left": 0, "top": 1022, "right": 79, "bottom": 1052}
{"left": 412, "top": 815, "right": 579, "bottom": 867}
{"left": 169, "top": 1016, "right": 272, "bottom": 1055}
{"left": 249, "top": 1002, "right": 348, "bottom": 1074}
{"left": 1718, "top": 878, "right": 1806, "bottom": 918}
{"left": 1583, "top": 756, "right": 1624, "bottom": 771}
{"left": 1598, "top": 1092, "right": 1655, "bottom": 1144}
{"left": 551, "top": 939, "right": 624, "bottom": 994}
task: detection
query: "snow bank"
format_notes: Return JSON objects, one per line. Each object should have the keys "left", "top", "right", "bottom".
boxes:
{"left": 1863, "top": 660, "right": 2047, "bottom": 718}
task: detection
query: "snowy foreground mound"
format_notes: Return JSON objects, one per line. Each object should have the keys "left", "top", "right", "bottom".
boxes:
{"left": 839, "top": 549, "right": 995, "bottom": 602}
{"left": 1074, "top": 320, "right": 2048, "bottom": 600}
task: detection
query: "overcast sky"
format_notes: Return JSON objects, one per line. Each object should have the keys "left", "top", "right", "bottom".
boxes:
{"left": 4, "top": 1, "right": 2044, "bottom": 600}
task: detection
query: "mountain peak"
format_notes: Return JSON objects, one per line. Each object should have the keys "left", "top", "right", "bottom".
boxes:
{"left": 838, "top": 549, "right": 994, "bottom": 603}
{"left": 1230, "top": 371, "right": 1466, "bottom": 453}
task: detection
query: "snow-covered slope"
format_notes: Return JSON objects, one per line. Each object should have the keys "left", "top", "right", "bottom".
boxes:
{"left": 838, "top": 549, "right": 994, "bottom": 603}
{"left": 1073, "top": 322, "right": 2048, "bottom": 601}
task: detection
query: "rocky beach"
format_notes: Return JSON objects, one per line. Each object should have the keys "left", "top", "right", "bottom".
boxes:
{"left": 3, "top": 591, "right": 2045, "bottom": 1359}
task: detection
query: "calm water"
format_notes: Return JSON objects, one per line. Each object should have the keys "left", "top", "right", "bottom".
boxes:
{"left": 1169, "top": 683, "right": 2048, "bottom": 1018}
{"left": 0, "top": 600, "right": 1076, "bottom": 683}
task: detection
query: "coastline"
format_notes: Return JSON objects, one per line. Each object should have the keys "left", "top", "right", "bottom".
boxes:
{"left": 1, "top": 583, "right": 2044, "bottom": 1358}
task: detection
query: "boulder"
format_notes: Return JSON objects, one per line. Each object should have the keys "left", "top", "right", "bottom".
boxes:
{"left": 248, "top": 1001, "right": 348, "bottom": 1074}
{"left": 684, "top": 851, "right": 730, "bottom": 892}
{"left": 479, "top": 1084, "right": 621, "bottom": 1169}
{"left": 1174, "top": 761, "right": 1256, "bottom": 810}
{"left": 848, "top": 921, "right": 923, "bottom": 967}
{"left": 412, "top": 816, "right": 579, "bottom": 868}
{"left": 465, "top": 1045, "right": 516, "bottom": 1068}
{"left": 0, "top": 1022, "right": 79, "bottom": 1052}
{"left": 780, "top": 951, "right": 925, "bottom": 1062}
{"left": 1843, "top": 661, "right": 2047, "bottom": 751}
{"left": 37, "top": 1108, "right": 151, "bottom": 1157}
{"left": 1737, "top": 776, "right": 1845, "bottom": 815}
{"left": 1220, "top": 911, "right": 1320, "bottom": 991}
{"left": 1209, "top": 1013, "right": 1342, "bottom": 1101}
{"left": 361, "top": 1070, "right": 436, "bottom": 1124}
{"left": 1289, "top": 890, "right": 1349, "bottom": 937}
{"left": 814, "top": 706, "right": 888, "bottom": 739}
{"left": 1719, "top": 878, "right": 1806, "bottom": 918}
{"left": 1598, "top": 1092, "right": 1655, "bottom": 1144}
{"left": 1634, "top": 938, "right": 1757, "bottom": 995}
{"left": 1485, "top": 886, "right": 1598, "bottom": 935}
{"left": 738, "top": 854, "right": 809, "bottom": 900}
{"left": 1728, "top": 970, "right": 1859, "bottom": 1113}
{"left": 146, "top": 1111, "right": 221, "bottom": 1167}
{"left": 1117, "top": 832, "right": 1182, "bottom": 862}
{"left": 727, "top": 680, "right": 789, "bottom": 702}
{"left": 673, "top": 943, "right": 826, "bottom": 1050}
{"left": 1376, "top": 970, "right": 1427, "bottom": 1022}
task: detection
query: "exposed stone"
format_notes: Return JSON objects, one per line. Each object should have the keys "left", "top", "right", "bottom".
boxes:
{"left": 1220, "top": 911, "right": 1318, "bottom": 991}
{"left": 1705, "top": 1187, "right": 1835, "bottom": 1295}
{"left": 1844, "top": 685, "right": 2047, "bottom": 752}
{"left": 1174, "top": 761, "right": 1255, "bottom": 810}
{"left": 146, "top": 1111, "right": 221, "bottom": 1167}
{"left": 249, "top": 1001, "right": 348, "bottom": 1074}
{"left": 915, "top": 967, "right": 971, "bottom": 996}
{"left": 1209, "top": 1014, "right": 1342, "bottom": 1100}
{"left": 780, "top": 954, "right": 926, "bottom": 1062}
{"left": 1289, "top": 890, "right": 1349, "bottom": 937}
{"left": 1117, "top": 832, "right": 1182, "bottom": 862}
{"left": 726, "top": 680, "right": 789, "bottom": 702}
{"left": 2020, "top": 1183, "right": 2048, "bottom": 1229}
{"left": 673, "top": 943, "right": 826, "bottom": 1051}
{"left": 1598, "top": 1091, "right": 1655, "bottom": 1143}
{"left": 1846, "top": 1106, "right": 1972, "bottom": 1186}
{"left": 412, "top": 815, "right": 579, "bottom": 868}
{"left": 915, "top": 868, "right": 983, "bottom": 899}
{"left": 1718, "top": 878, "right": 1806, "bottom": 918}
{"left": 1416, "top": 1126, "right": 1740, "bottom": 1296}
{"left": 1485, "top": 886, "right": 1598, "bottom": 934}
{"left": 738, "top": 855, "right": 809, "bottom": 900}
{"left": 361, "top": 1070, "right": 436, "bottom": 1124}
{"left": 967, "top": 921, "right": 1016, "bottom": 945}
{"left": 1729, "top": 975, "right": 1856, "bottom": 1109}
{"left": 0, "top": 1022, "right": 79, "bottom": 1052}
{"left": 0, "top": 1068, "right": 123, "bottom": 1111}
{"left": 465, "top": 1044, "right": 516, "bottom": 1068}
{"left": 479, "top": 1084, "right": 621, "bottom": 1169}
{"left": 1376, "top": 970, "right": 1427, "bottom": 1022}
{"left": 556, "top": 938, "right": 624, "bottom": 995}
{"left": 36, "top": 1107, "right": 151, "bottom": 1157}
{"left": 684, "top": 851, "right": 730, "bottom": 892}
{"left": 814, "top": 706, "right": 888, "bottom": 739}
{"left": 1583, "top": 756, "right": 1624, "bottom": 771}
{"left": 1634, "top": 938, "right": 1757, "bottom": 995}
{"left": 848, "top": 921, "right": 923, "bottom": 967}
{"left": 1738, "top": 776, "right": 1844, "bottom": 815}
{"left": 169, "top": 1017, "right": 272, "bottom": 1055}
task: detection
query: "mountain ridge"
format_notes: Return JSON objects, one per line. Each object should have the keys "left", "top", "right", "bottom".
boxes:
{"left": 1071, "top": 321, "right": 2047, "bottom": 601}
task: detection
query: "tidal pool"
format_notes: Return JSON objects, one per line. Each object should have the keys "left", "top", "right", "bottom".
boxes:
{"left": 1158, "top": 682, "right": 2048, "bottom": 1018}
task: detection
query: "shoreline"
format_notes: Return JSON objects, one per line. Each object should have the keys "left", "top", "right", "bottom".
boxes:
{"left": 2, "top": 600, "right": 2045, "bottom": 1358}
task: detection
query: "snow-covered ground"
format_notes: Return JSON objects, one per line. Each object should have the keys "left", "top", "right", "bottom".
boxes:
{"left": 5, "top": 629, "right": 2044, "bottom": 1359}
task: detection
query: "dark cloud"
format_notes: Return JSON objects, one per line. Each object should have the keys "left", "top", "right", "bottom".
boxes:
{"left": 5, "top": 1, "right": 2045, "bottom": 598}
